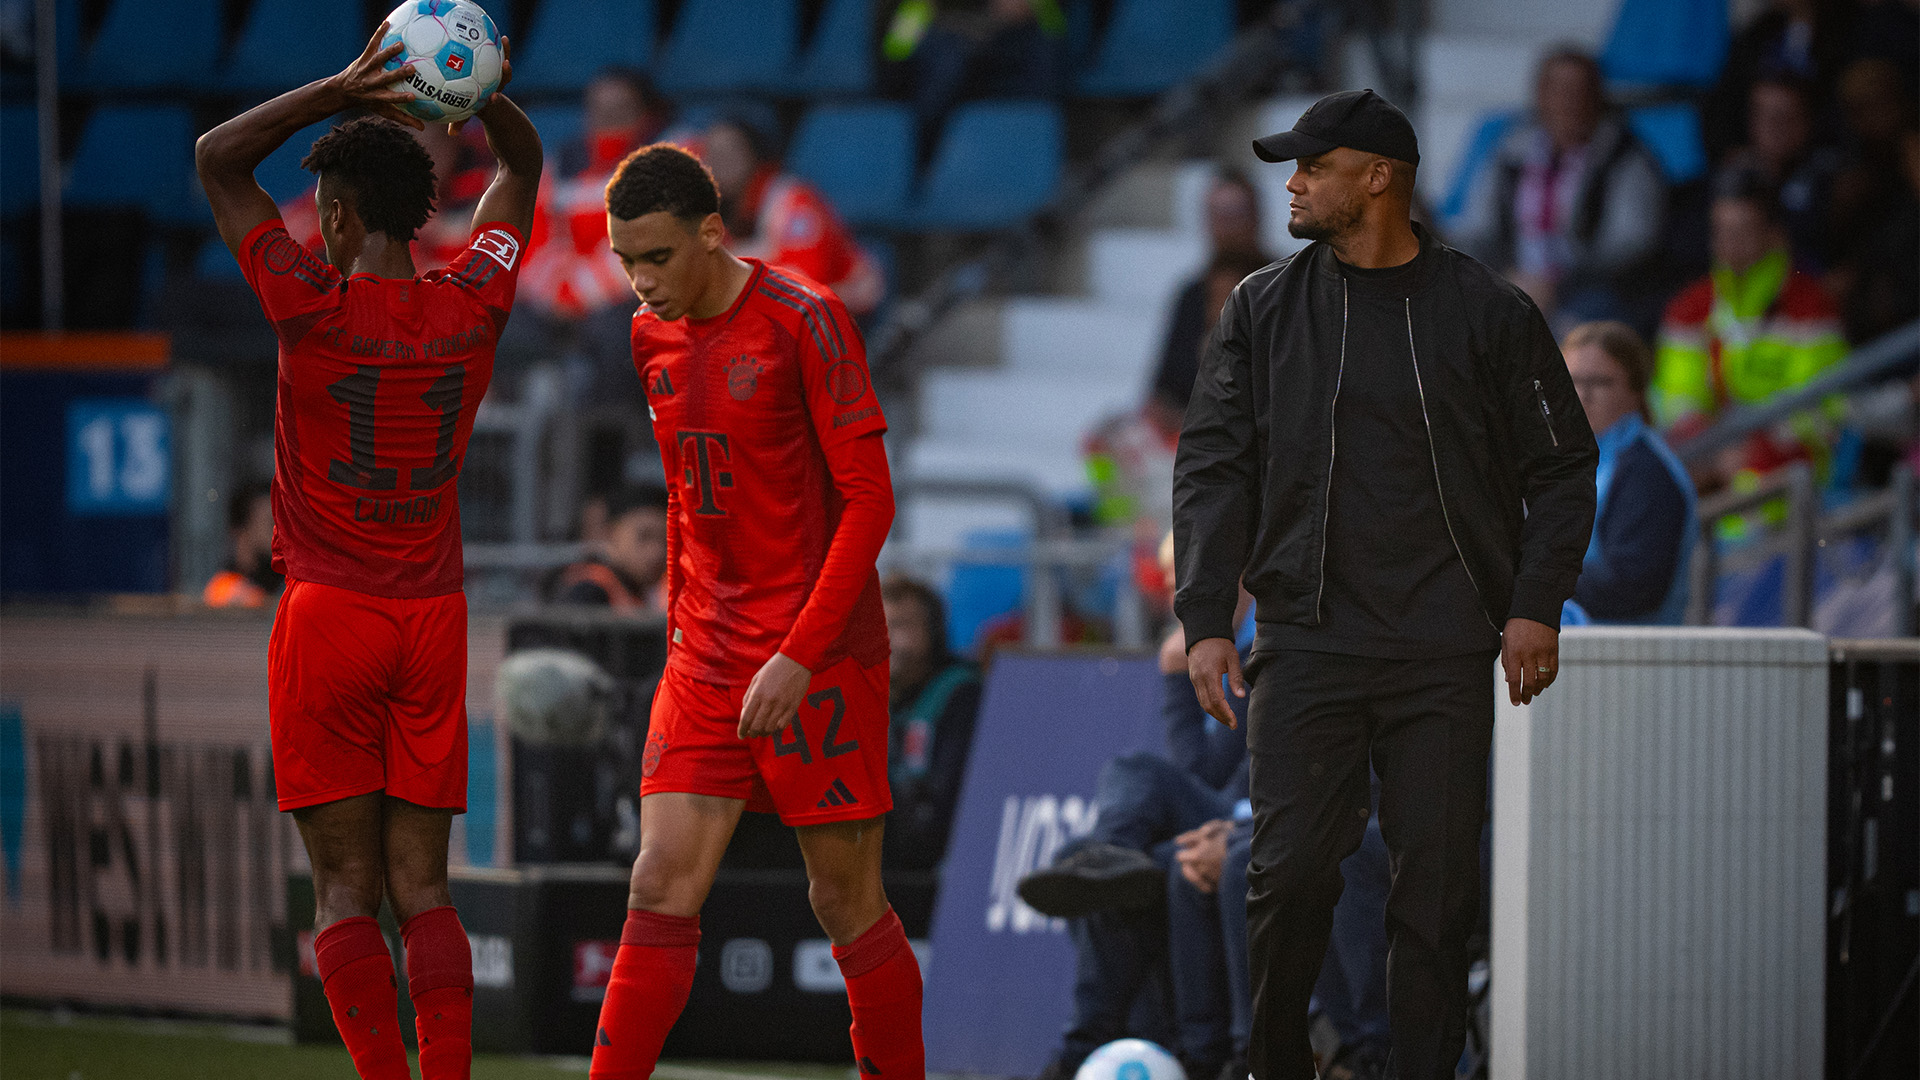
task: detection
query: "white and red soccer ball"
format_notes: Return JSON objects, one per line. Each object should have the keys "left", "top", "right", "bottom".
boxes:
{"left": 381, "top": 0, "right": 504, "bottom": 124}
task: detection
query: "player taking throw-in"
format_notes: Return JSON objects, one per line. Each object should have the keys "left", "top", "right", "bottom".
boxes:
{"left": 195, "top": 24, "right": 540, "bottom": 1080}
{"left": 587, "top": 145, "right": 922, "bottom": 1079}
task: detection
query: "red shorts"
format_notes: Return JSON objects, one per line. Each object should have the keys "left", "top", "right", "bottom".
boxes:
{"left": 267, "top": 578, "right": 468, "bottom": 813}
{"left": 641, "top": 655, "right": 893, "bottom": 825}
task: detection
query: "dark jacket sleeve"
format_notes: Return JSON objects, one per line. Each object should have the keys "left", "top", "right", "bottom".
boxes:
{"left": 1573, "top": 440, "right": 1689, "bottom": 619}
{"left": 1162, "top": 670, "right": 1248, "bottom": 790}
{"left": 1499, "top": 295, "right": 1599, "bottom": 628}
{"left": 1150, "top": 277, "right": 1209, "bottom": 410}
{"left": 1173, "top": 282, "right": 1261, "bottom": 646}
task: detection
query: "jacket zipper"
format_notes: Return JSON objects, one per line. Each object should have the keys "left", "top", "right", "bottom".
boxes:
{"left": 1314, "top": 281, "right": 1349, "bottom": 623}
{"left": 1405, "top": 301, "right": 1500, "bottom": 632}
{"left": 1533, "top": 378, "right": 1560, "bottom": 446}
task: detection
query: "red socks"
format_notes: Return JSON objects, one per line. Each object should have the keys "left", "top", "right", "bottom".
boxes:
{"left": 402, "top": 905, "right": 474, "bottom": 1080}
{"left": 833, "top": 908, "right": 925, "bottom": 1080}
{"left": 314, "top": 916, "right": 411, "bottom": 1080}
{"left": 589, "top": 909, "right": 702, "bottom": 1080}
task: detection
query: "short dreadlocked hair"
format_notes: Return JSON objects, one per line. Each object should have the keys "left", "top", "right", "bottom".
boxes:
{"left": 605, "top": 143, "right": 720, "bottom": 224}
{"left": 300, "top": 117, "right": 437, "bottom": 242}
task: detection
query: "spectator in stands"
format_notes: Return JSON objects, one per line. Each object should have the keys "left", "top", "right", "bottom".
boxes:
{"left": 202, "top": 481, "right": 281, "bottom": 608}
{"left": 1653, "top": 168, "right": 1849, "bottom": 492}
{"left": 548, "top": 484, "right": 669, "bottom": 612}
{"left": 880, "top": 0, "right": 1069, "bottom": 144}
{"left": 1560, "top": 322, "right": 1698, "bottom": 626}
{"left": 1704, "top": 0, "right": 1862, "bottom": 162}
{"left": 879, "top": 577, "right": 983, "bottom": 871}
{"left": 1451, "top": 47, "right": 1667, "bottom": 333}
{"left": 1723, "top": 76, "right": 1843, "bottom": 268}
{"left": 701, "top": 110, "right": 886, "bottom": 316}
{"left": 556, "top": 67, "right": 671, "bottom": 181}
{"left": 1146, "top": 169, "right": 1275, "bottom": 433}
{"left": 1826, "top": 57, "right": 1920, "bottom": 343}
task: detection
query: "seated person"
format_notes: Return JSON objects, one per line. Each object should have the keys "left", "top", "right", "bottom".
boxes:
{"left": 1721, "top": 75, "right": 1843, "bottom": 270}
{"left": 700, "top": 110, "right": 886, "bottom": 316}
{"left": 1450, "top": 47, "right": 1667, "bottom": 332}
{"left": 880, "top": 0, "right": 1069, "bottom": 143}
{"left": 203, "top": 481, "right": 282, "bottom": 608}
{"left": 1560, "top": 322, "right": 1698, "bottom": 626}
{"left": 1653, "top": 167, "right": 1848, "bottom": 493}
{"left": 549, "top": 484, "right": 669, "bottom": 612}
{"left": 1145, "top": 169, "right": 1273, "bottom": 433}
{"left": 880, "top": 576, "right": 983, "bottom": 871}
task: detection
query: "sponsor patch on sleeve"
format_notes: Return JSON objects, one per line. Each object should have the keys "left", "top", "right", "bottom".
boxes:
{"left": 471, "top": 228, "right": 522, "bottom": 271}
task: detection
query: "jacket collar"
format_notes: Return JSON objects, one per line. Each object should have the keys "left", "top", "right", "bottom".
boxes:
{"left": 1307, "top": 219, "right": 1438, "bottom": 287}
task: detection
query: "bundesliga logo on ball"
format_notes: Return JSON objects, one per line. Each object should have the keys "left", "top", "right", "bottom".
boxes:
{"left": 380, "top": 0, "right": 504, "bottom": 123}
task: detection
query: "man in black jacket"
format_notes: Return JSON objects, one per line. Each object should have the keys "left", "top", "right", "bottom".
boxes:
{"left": 1173, "top": 90, "right": 1597, "bottom": 1080}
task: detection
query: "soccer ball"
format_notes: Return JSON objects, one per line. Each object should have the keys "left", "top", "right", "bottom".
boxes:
{"left": 1073, "top": 1040, "right": 1188, "bottom": 1080}
{"left": 380, "top": 0, "right": 503, "bottom": 124}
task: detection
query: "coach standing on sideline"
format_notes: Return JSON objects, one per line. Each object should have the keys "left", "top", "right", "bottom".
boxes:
{"left": 1173, "top": 91, "right": 1596, "bottom": 1080}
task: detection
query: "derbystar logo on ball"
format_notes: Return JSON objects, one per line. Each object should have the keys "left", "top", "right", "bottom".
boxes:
{"left": 381, "top": 0, "right": 503, "bottom": 124}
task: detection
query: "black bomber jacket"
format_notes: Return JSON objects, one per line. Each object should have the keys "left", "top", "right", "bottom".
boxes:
{"left": 1172, "top": 224, "right": 1598, "bottom": 646}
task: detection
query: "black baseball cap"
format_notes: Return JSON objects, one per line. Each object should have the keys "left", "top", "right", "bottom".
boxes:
{"left": 1252, "top": 89, "right": 1420, "bottom": 166}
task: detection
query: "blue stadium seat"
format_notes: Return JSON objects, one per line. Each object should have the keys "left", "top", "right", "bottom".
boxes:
{"left": 511, "top": 0, "right": 655, "bottom": 94}
{"left": 1078, "top": 0, "right": 1232, "bottom": 96}
{"left": 1602, "top": 0, "right": 1728, "bottom": 88}
{"left": 64, "top": 106, "right": 204, "bottom": 225}
{"left": 790, "top": 0, "right": 874, "bottom": 97}
{"left": 1437, "top": 108, "right": 1522, "bottom": 225}
{"left": 195, "top": 236, "right": 244, "bottom": 280}
{"left": 1628, "top": 102, "right": 1707, "bottom": 184}
{"left": 223, "top": 0, "right": 366, "bottom": 92}
{"left": 522, "top": 105, "right": 584, "bottom": 153}
{"left": 78, "top": 0, "right": 221, "bottom": 90}
{"left": 2, "top": 106, "right": 40, "bottom": 219}
{"left": 654, "top": 0, "right": 797, "bottom": 96}
{"left": 254, "top": 121, "right": 337, "bottom": 205}
{"left": 909, "top": 102, "right": 1063, "bottom": 230}
{"left": 786, "top": 102, "right": 915, "bottom": 227}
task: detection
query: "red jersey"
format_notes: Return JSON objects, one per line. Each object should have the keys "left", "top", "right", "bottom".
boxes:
{"left": 238, "top": 217, "right": 523, "bottom": 598}
{"left": 634, "top": 260, "right": 892, "bottom": 684}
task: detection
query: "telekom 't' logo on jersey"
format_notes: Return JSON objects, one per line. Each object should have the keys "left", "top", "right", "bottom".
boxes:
{"left": 678, "top": 431, "right": 733, "bottom": 516}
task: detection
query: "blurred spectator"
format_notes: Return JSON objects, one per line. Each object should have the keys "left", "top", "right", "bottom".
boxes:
{"left": 701, "top": 110, "right": 886, "bottom": 316}
{"left": 1722, "top": 76, "right": 1843, "bottom": 267}
{"left": 203, "top": 481, "right": 281, "bottom": 608}
{"left": 1653, "top": 168, "right": 1848, "bottom": 492}
{"left": 879, "top": 577, "right": 983, "bottom": 870}
{"left": 1146, "top": 169, "right": 1274, "bottom": 432}
{"left": 1704, "top": 0, "right": 1859, "bottom": 162}
{"left": 881, "top": 0, "right": 1069, "bottom": 142}
{"left": 1452, "top": 47, "right": 1668, "bottom": 333}
{"left": 1826, "top": 58, "right": 1920, "bottom": 342}
{"left": 1560, "top": 322, "right": 1698, "bottom": 626}
{"left": 548, "top": 484, "right": 669, "bottom": 611}
{"left": 556, "top": 67, "right": 671, "bottom": 180}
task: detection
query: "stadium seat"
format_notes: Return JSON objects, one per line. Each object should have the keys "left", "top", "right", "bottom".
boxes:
{"left": 1078, "top": 0, "right": 1233, "bottom": 97}
{"left": 2, "top": 106, "right": 40, "bottom": 219}
{"left": 64, "top": 106, "right": 204, "bottom": 225}
{"left": 1627, "top": 102, "right": 1707, "bottom": 184}
{"left": 786, "top": 103, "right": 915, "bottom": 227}
{"left": 255, "top": 121, "right": 336, "bottom": 205}
{"left": 511, "top": 0, "right": 655, "bottom": 94}
{"left": 1602, "top": 0, "right": 1728, "bottom": 88}
{"left": 222, "top": 0, "right": 366, "bottom": 92}
{"left": 790, "top": 0, "right": 874, "bottom": 97}
{"left": 1436, "top": 108, "right": 1522, "bottom": 226}
{"left": 195, "top": 236, "right": 244, "bottom": 280}
{"left": 654, "top": 0, "right": 797, "bottom": 96}
{"left": 908, "top": 102, "right": 1063, "bottom": 230}
{"left": 522, "top": 105, "right": 584, "bottom": 153}
{"left": 78, "top": 0, "right": 220, "bottom": 90}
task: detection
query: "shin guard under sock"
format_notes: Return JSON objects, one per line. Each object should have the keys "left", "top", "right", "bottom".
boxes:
{"left": 314, "top": 916, "right": 411, "bottom": 1080}
{"left": 588, "top": 909, "right": 701, "bottom": 1079}
{"left": 402, "top": 905, "right": 474, "bottom": 1080}
{"left": 833, "top": 908, "right": 925, "bottom": 1080}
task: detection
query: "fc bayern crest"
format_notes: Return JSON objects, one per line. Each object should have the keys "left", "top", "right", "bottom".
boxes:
{"left": 725, "top": 355, "right": 764, "bottom": 401}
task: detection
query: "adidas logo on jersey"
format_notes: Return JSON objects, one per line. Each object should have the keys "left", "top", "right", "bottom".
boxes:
{"left": 651, "top": 370, "right": 675, "bottom": 396}
{"left": 817, "top": 777, "right": 858, "bottom": 809}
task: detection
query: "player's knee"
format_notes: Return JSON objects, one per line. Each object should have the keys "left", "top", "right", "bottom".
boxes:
{"left": 805, "top": 870, "right": 884, "bottom": 940}
{"left": 627, "top": 851, "right": 705, "bottom": 916}
{"left": 312, "top": 856, "right": 384, "bottom": 922}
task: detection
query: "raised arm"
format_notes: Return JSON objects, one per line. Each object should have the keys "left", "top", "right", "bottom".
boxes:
{"left": 466, "top": 40, "right": 542, "bottom": 241}
{"left": 195, "top": 25, "right": 422, "bottom": 255}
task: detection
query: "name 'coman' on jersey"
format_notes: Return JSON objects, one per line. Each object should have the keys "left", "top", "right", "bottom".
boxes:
{"left": 237, "top": 217, "right": 524, "bottom": 598}
{"left": 634, "top": 259, "right": 889, "bottom": 685}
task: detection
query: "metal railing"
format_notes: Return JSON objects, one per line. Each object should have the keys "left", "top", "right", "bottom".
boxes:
{"left": 881, "top": 534, "right": 1149, "bottom": 649}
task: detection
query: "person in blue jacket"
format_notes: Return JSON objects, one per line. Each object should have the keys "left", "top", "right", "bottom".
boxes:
{"left": 1560, "top": 320, "right": 1700, "bottom": 626}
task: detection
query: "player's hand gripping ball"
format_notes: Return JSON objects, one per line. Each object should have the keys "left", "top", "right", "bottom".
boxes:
{"left": 380, "top": 0, "right": 503, "bottom": 123}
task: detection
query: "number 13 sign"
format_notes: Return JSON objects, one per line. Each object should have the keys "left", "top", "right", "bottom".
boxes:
{"left": 66, "top": 399, "right": 169, "bottom": 516}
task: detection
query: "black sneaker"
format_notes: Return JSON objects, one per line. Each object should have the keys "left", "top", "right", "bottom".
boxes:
{"left": 1016, "top": 842, "right": 1165, "bottom": 918}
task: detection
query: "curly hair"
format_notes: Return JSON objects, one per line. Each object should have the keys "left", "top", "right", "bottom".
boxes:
{"left": 300, "top": 117, "right": 437, "bottom": 242}
{"left": 605, "top": 143, "right": 720, "bottom": 224}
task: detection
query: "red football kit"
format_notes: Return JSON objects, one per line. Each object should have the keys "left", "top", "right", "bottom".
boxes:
{"left": 633, "top": 259, "right": 895, "bottom": 825}
{"left": 238, "top": 217, "right": 522, "bottom": 812}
